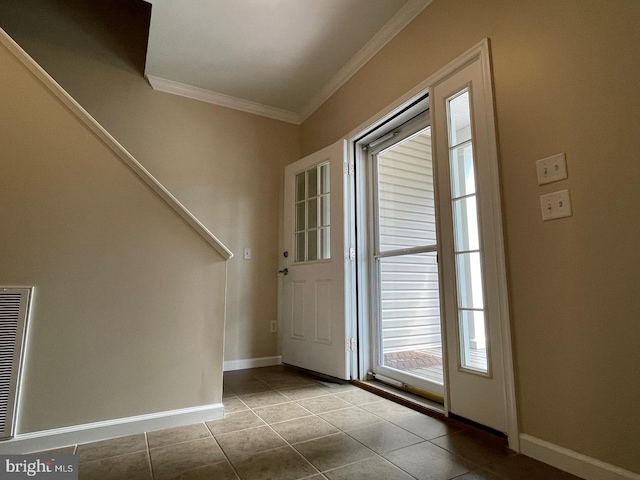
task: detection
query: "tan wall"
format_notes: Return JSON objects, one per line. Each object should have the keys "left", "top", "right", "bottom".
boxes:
{"left": 0, "top": 0, "right": 300, "bottom": 363}
{"left": 0, "top": 42, "right": 227, "bottom": 432}
{"left": 301, "top": 0, "right": 640, "bottom": 473}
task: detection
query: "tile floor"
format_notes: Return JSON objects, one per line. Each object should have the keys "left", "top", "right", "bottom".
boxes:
{"left": 45, "top": 365, "right": 581, "bottom": 479}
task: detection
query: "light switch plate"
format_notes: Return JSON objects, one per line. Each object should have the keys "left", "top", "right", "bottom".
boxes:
{"left": 536, "top": 153, "right": 568, "bottom": 185}
{"left": 243, "top": 248, "right": 251, "bottom": 260}
{"left": 540, "top": 189, "right": 572, "bottom": 221}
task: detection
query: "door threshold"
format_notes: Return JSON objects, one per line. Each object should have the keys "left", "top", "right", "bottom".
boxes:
{"left": 353, "top": 379, "right": 445, "bottom": 417}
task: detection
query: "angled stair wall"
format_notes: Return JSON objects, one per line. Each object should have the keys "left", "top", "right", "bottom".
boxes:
{"left": 0, "top": 28, "right": 229, "bottom": 441}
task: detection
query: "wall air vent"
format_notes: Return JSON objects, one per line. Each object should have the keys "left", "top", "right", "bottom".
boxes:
{"left": 0, "top": 287, "right": 32, "bottom": 440}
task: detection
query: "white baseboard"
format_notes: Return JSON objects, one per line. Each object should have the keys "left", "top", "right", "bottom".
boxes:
{"left": 520, "top": 434, "right": 640, "bottom": 480}
{"left": 0, "top": 403, "right": 224, "bottom": 454}
{"left": 223, "top": 356, "right": 282, "bottom": 372}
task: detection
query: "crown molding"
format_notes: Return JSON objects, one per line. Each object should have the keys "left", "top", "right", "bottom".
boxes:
{"left": 145, "top": 0, "right": 432, "bottom": 125}
{"left": 146, "top": 75, "right": 301, "bottom": 124}
{"left": 298, "top": 0, "right": 433, "bottom": 122}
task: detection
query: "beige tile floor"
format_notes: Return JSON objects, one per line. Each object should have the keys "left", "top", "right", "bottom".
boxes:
{"left": 45, "top": 366, "right": 581, "bottom": 479}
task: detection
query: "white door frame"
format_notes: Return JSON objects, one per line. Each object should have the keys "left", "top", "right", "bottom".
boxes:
{"left": 348, "top": 39, "right": 519, "bottom": 451}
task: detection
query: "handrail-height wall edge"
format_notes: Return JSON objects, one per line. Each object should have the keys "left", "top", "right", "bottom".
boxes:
{"left": 0, "top": 27, "right": 233, "bottom": 260}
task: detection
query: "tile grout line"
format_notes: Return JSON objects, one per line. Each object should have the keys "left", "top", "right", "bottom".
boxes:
{"left": 77, "top": 447, "right": 149, "bottom": 465}
{"left": 203, "top": 418, "right": 244, "bottom": 480}
{"left": 144, "top": 431, "right": 155, "bottom": 480}
{"left": 251, "top": 402, "right": 324, "bottom": 478}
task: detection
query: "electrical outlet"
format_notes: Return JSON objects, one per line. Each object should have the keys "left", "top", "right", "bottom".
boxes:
{"left": 540, "top": 189, "right": 572, "bottom": 221}
{"left": 536, "top": 153, "right": 568, "bottom": 185}
{"left": 270, "top": 321, "right": 277, "bottom": 333}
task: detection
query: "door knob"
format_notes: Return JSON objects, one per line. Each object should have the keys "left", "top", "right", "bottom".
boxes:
{"left": 278, "top": 268, "right": 288, "bottom": 275}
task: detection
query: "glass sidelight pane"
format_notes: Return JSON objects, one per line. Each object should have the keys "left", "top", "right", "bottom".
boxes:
{"left": 447, "top": 88, "right": 488, "bottom": 374}
{"left": 450, "top": 143, "right": 475, "bottom": 198}
{"left": 459, "top": 310, "right": 488, "bottom": 371}
{"left": 456, "top": 252, "right": 484, "bottom": 309}
{"left": 453, "top": 196, "right": 480, "bottom": 251}
{"left": 448, "top": 91, "right": 472, "bottom": 146}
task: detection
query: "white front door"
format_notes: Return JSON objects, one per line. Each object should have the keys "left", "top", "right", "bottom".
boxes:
{"left": 281, "top": 139, "right": 352, "bottom": 380}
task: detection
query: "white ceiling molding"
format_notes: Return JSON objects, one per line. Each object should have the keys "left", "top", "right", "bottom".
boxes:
{"left": 145, "top": 0, "right": 432, "bottom": 125}
{"left": 146, "top": 75, "right": 301, "bottom": 125}
{"left": 297, "top": 0, "right": 434, "bottom": 122}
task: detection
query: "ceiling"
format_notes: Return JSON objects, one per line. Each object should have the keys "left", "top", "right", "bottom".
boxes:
{"left": 144, "top": 0, "right": 432, "bottom": 123}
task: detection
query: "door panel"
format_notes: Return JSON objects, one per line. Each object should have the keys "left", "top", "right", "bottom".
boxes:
{"left": 432, "top": 54, "right": 508, "bottom": 433}
{"left": 281, "top": 139, "right": 350, "bottom": 380}
{"left": 291, "top": 281, "right": 305, "bottom": 338}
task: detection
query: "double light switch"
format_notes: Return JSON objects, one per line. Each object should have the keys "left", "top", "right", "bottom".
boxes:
{"left": 536, "top": 152, "right": 572, "bottom": 221}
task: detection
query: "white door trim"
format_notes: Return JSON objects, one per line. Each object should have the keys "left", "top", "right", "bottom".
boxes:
{"left": 347, "top": 38, "right": 519, "bottom": 451}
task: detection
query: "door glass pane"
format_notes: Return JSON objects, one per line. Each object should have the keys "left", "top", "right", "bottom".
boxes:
{"left": 320, "top": 163, "right": 330, "bottom": 194}
{"left": 294, "top": 163, "right": 330, "bottom": 262}
{"left": 295, "top": 233, "right": 305, "bottom": 262}
{"left": 379, "top": 252, "right": 443, "bottom": 385}
{"left": 450, "top": 143, "right": 475, "bottom": 198}
{"left": 459, "top": 310, "right": 488, "bottom": 371}
{"left": 307, "top": 230, "right": 318, "bottom": 261}
{"left": 453, "top": 196, "right": 480, "bottom": 251}
{"left": 377, "top": 128, "right": 436, "bottom": 252}
{"left": 308, "top": 168, "right": 318, "bottom": 198}
{"left": 295, "top": 203, "right": 306, "bottom": 232}
{"left": 308, "top": 198, "right": 318, "bottom": 229}
{"left": 320, "top": 196, "right": 330, "bottom": 227}
{"left": 295, "top": 173, "right": 305, "bottom": 202}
